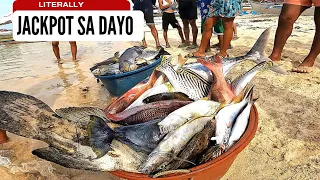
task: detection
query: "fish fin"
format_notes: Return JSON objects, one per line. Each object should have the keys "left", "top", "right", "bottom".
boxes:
{"left": 158, "top": 47, "right": 171, "bottom": 56}
{"left": 244, "top": 85, "right": 255, "bottom": 102}
{"left": 177, "top": 54, "right": 188, "bottom": 67}
{"left": 201, "top": 97, "right": 209, "bottom": 100}
{"left": 32, "top": 146, "right": 101, "bottom": 171}
{"left": 87, "top": 115, "right": 115, "bottom": 158}
{"left": 245, "top": 27, "right": 271, "bottom": 61}
{"left": 231, "top": 85, "right": 247, "bottom": 104}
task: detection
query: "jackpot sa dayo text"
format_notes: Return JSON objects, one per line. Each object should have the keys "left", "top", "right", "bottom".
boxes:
{"left": 16, "top": 15, "right": 134, "bottom": 35}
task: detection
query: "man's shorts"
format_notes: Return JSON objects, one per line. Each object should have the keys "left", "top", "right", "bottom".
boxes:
{"left": 208, "top": 0, "right": 242, "bottom": 18}
{"left": 213, "top": 19, "right": 224, "bottom": 35}
{"left": 162, "top": 12, "right": 181, "bottom": 31}
{"left": 178, "top": 0, "right": 198, "bottom": 20}
{"left": 144, "top": 13, "right": 155, "bottom": 25}
{"left": 284, "top": 0, "right": 320, "bottom": 6}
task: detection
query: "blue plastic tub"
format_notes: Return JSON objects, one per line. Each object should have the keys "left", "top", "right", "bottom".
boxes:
{"left": 94, "top": 58, "right": 161, "bottom": 96}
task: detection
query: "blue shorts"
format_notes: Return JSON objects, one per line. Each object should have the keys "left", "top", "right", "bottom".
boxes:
{"left": 208, "top": 0, "right": 243, "bottom": 18}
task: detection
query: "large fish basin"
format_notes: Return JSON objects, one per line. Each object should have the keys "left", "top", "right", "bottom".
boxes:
{"left": 94, "top": 58, "right": 162, "bottom": 97}
{"left": 110, "top": 105, "right": 259, "bottom": 180}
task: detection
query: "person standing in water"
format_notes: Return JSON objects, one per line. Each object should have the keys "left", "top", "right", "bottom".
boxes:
{"left": 133, "top": 0, "right": 161, "bottom": 49}
{"left": 187, "top": 0, "right": 242, "bottom": 59}
{"left": 158, "top": 0, "right": 186, "bottom": 48}
{"left": 52, "top": 41, "right": 77, "bottom": 62}
{"left": 178, "top": 0, "right": 199, "bottom": 49}
{"left": 269, "top": 0, "right": 319, "bottom": 73}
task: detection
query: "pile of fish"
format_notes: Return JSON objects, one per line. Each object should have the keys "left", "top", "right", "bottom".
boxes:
{"left": 90, "top": 46, "right": 170, "bottom": 76}
{"left": 0, "top": 28, "right": 286, "bottom": 177}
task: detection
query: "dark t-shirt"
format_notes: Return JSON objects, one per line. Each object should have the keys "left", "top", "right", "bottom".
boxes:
{"left": 133, "top": 0, "right": 153, "bottom": 14}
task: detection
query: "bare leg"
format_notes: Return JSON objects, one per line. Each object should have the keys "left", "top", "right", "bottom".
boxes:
{"left": 69, "top": 41, "right": 77, "bottom": 61}
{"left": 218, "top": 35, "right": 223, "bottom": 49}
{"left": 52, "top": 41, "right": 61, "bottom": 61}
{"left": 177, "top": 27, "right": 186, "bottom": 44}
{"left": 164, "top": 30, "right": 170, "bottom": 47}
{"left": 190, "top": 19, "right": 198, "bottom": 45}
{"left": 182, "top": 20, "right": 190, "bottom": 45}
{"left": 232, "top": 23, "right": 238, "bottom": 39}
{"left": 193, "top": 17, "right": 219, "bottom": 57}
{"left": 293, "top": 7, "right": 320, "bottom": 73}
{"left": 269, "top": 4, "right": 309, "bottom": 61}
{"left": 148, "top": 24, "right": 161, "bottom": 48}
{"left": 220, "top": 17, "right": 235, "bottom": 57}
{"left": 142, "top": 36, "right": 148, "bottom": 48}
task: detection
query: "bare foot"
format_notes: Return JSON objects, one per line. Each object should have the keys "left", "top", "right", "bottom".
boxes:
{"left": 292, "top": 58, "right": 316, "bottom": 73}
{"left": 166, "top": 44, "right": 171, "bottom": 48}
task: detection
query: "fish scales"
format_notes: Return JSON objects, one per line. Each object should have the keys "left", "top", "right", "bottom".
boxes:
{"left": 156, "top": 59, "right": 210, "bottom": 100}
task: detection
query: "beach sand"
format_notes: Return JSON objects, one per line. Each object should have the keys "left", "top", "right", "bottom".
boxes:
{"left": 0, "top": 14, "right": 319, "bottom": 179}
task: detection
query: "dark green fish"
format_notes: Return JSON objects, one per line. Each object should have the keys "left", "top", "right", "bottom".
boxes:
{"left": 88, "top": 116, "right": 166, "bottom": 158}
{"left": 142, "top": 92, "right": 194, "bottom": 104}
{"left": 55, "top": 106, "right": 107, "bottom": 125}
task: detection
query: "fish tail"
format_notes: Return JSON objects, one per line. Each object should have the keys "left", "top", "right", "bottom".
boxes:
{"left": 244, "top": 85, "right": 255, "bottom": 102}
{"left": 177, "top": 54, "right": 188, "bottom": 67}
{"left": 88, "top": 115, "right": 115, "bottom": 158}
{"left": 245, "top": 27, "right": 271, "bottom": 60}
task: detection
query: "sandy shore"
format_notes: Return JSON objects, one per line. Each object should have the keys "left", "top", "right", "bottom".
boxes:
{"left": 0, "top": 14, "right": 319, "bottom": 180}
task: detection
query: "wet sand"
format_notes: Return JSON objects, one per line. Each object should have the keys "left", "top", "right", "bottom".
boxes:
{"left": 0, "top": 14, "right": 319, "bottom": 179}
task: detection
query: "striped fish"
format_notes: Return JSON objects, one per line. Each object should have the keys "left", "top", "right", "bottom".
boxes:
{"left": 156, "top": 58, "right": 211, "bottom": 100}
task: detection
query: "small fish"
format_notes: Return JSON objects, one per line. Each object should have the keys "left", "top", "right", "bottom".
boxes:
{"left": 197, "top": 57, "right": 236, "bottom": 104}
{"left": 212, "top": 86, "right": 254, "bottom": 149}
{"left": 55, "top": 106, "right": 107, "bottom": 125}
{"left": 125, "top": 82, "right": 175, "bottom": 110}
{"left": 227, "top": 90, "right": 256, "bottom": 149}
{"left": 142, "top": 92, "right": 193, "bottom": 104}
{"left": 158, "top": 100, "right": 220, "bottom": 135}
{"left": 197, "top": 145, "right": 224, "bottom": 165}
{"left": 88, "top": 116, "right": 165, "bottom": 157}
{"left": 163, "top": 119, "right": 216, "bottom": 170}
{"left": 139, "top": 116, "right": 213, "bottom": 174}
{"left": 231, "top": 61, "right": 272, "bottom": 96}
{"left": 105, "top": 70, "right": 159, "bottom": 114}
{"left": 153, "top": 54, "right": 188, "bottom": 87}
{"left": 91, "top": 63, "right": 121, "bottom": 76}
{"left": 156, "top": 58, "right": 211, "bottom": 100}
{"left": 107, "top": 100, "right": 192, "bottom": 125}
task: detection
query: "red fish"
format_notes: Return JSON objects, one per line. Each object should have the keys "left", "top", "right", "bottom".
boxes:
{"left": 197, "top": 56, "right": 235, "bottom": 104}
{"left": 106, "top": 100, "right": 192, "bottom": 125}
{"left": 105, "top": 71, "right": 159, "bottom": 115}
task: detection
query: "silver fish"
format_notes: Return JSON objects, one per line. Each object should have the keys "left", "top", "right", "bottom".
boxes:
{"left": 231, "top": 61, "right": 272, "bottom": 96}
{"left": 156, "top": 58, "right": 211, "bottom": 100}
{"left": 139, "top": 116, "right": 213, "bottom": 174}
{"left": 212, "top": 86, "right": 254, "bottom": 149}
{"left": 119, "top": 46, "right": 146, "bottom": 72}
{"left": 227, "top": 90, "right": 255, "bottom": 149}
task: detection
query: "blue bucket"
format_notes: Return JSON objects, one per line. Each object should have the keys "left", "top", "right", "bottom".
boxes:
{"left": 94, "top": 58, "right": 161, "bottom": 96}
